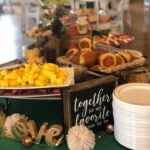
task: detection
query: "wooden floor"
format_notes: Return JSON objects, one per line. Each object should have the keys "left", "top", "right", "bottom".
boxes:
{"left": 0, "top": 1, "right": 149, "bottom": 68}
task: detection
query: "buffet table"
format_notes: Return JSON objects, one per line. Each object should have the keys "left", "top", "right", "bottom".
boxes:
{"left": 0, "top": 134, "right": 129, "bottom": 150}
{"left": 0, "top": 97, "right": 129, "bottom": 150}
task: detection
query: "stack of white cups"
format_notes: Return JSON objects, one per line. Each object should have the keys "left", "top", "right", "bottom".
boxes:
{"left": 112, "top": 83, "right": 150, "bottom": 150}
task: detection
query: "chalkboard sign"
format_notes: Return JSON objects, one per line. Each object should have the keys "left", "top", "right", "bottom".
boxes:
{"left": 63, "top": 75, "right": 117, "bottom": 133}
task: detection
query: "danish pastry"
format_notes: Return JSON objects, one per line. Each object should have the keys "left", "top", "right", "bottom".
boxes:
{"left": 79, "top": 38, "right": 92, "bottom": 49}
{"left": 119, "top": 51, "right": 133, "bottom": 62}
{"left": 115, "top": 53, "right": 125, "bottom": 65}
{"left": 98, "top": 52, "right": 117, "bottom": 68}
{"left": 79, "top": 50, "right": 96, "bottom": 67}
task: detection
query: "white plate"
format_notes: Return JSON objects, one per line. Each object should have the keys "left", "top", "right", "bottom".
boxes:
{"left": 114, "top": 83, "right": 150, "bottom": 105}
{"left": 114, "top": 130, "right": 150, "bottom": 150}
{"left": 113, "top": 83, "right": 150, "bottom": 114}
{"left": 0, "top": 67, "right": 74, "bottom": 90}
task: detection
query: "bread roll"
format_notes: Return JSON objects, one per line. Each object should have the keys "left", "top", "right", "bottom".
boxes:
{"left": 71, "top": 50, "right": 96, "bottom": 67}
{"left": 88, "top": 14, "right": 97, "bottom": 23}
{"left": 98, "top": 52, "right": 117, "bottom": 68}
{"left": 79, "top": 50, "right": 96, "bottom": 67}
{"left": 115, "top": 53, "right": 125, "bottom": 65}
{"left": 119, "top": 51, "right": 133, "bottom": 62}
{"left": 99, "top": 15, "right": 111, "bottom": 23}
{"left": 71, "top": 52, "right": 80, "bottom": 65}
{"left": 125, "top": 49, "right": 143, "bottom": 59}
{"left": 74, "top": 9, "right": 84, "bottom": 16}
{"left": 94, "top": 50, "right": 107, "bottom": 64}
{"left": 79, "top": 38, "right": 92, "bottom": 49}
{"left": 80, "top": 48, "right": 93, "bottom": 52}
{"left": 65, "top": 48, "right": 80, "bottom": 61}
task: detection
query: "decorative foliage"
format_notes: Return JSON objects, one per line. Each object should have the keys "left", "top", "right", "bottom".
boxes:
{"left": 67, "top": 125, "right": 96, "bottom": 150}
{"left": 51, "top": 16, "right": 67, "bottom": 38}
{"left": 40, "top": 3, "right": 68, "bottom": 38}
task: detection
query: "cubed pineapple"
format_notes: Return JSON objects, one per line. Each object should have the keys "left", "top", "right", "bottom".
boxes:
{"left": 0, "top": 80, "right": 9, "bottom": 87}
{"left": 56, "top": 78, "right": 63, "bottom": 85}
{"left": 50, "top": 74, "right": 56, "bottom": 85}
{"left": 0, "top": 70, "right": 8, "bottom": 76}
{"left": 35, "top": 80, "right": 45, "bottom": 86}
{"left": 9, "top": 80, "right": 18, "bottom": 87}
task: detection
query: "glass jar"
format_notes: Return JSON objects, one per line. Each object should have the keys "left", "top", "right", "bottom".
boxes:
{"left": 76, "top": 16, "right": 88, "bottom": 35}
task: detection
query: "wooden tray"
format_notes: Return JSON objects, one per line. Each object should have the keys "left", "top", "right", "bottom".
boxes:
{"left": 91, "top": 57, "right": 145, "bottom": 73}
{"left": 57, "top": 56, "right": 146, "bottom": 74}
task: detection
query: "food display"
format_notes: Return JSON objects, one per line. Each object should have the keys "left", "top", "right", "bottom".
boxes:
{"left": 62, "top": 37, "right": 145, "bottom": 73}
{"left": 23, "top": 46, "right": 44, "bottom": 64}
{"left": 99, "top": 15, "right": 111, "bottom": 23}
{"left": 76, "top": 16, "right": 89, "bottom": 35}
{"left": 93, "top": 33, "right": 134, "bottom": 47}
{"left": 26, "top": 25, "right": 52, "bottom": 38}
{"left": 65, "top": 38, "right": 96, "bottom": 67}
{"left": 79, "top": 37, "right": 92, "bottom": 49}
{"left": 1, "top": 1, "right": 150, "bottom": 150}
{"left": 0, "top": 63, "right": 68, "bottom": 88}
{"left": 98, "top": 52, "right": 117, "bottom": 69}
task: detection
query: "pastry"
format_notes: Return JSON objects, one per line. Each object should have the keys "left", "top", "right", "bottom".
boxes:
{"left": 83, "top": 8, "right": 94, "bottom": 15}
{"left": 119, "top": 51, "right": 133, "bottom": 62}
{"left": 74, "top": 9, "right": 84, "bottom": 16}
{"left": 91, "top": 65, "right": 103, "bottom": 72}
{"left": 98, "top": 52, "right": 117, "bottom": 68}
{"left": 88, "top": 13, "right": 97, "bottom": 23}
{"left": 79, "top": 50, "right": 96, "bottom": 67}
{"left": 125, "top": 49, "right": 142, "bottom": 59}
{"left": 80, "top": 48, "right": 93, "bottom": 52}
{"left": 71, "top": 52, "right": 80, "bottom": 65}
{"left": 65, "top": 48, "right": 80, "bottom": 61}
{"left": 92, "top": 33, "right": 134, "bottom": 47}
{"left": 71, "top": 50, "right": 96, "bottom": 67}
{"left": 94, "top": 50, "right": 108, "bottom": 64}
{"left": 99, "top": 15, "right": 111, "bottom": 23}
{"left": 79, "top": 38, "right": 92, "bottom": 49}
{"left": 115, "top": 53, "right": 125, "bottom": 65}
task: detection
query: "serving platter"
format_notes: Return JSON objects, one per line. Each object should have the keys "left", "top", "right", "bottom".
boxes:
{"left": 0, "top": 67, "right": 74, "bottom": 90}
{"left": 0, "top": 93, "right": 61, "bottom": 98}
{"left": 1, "top": 95, "right": 62, "bottom": 100}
